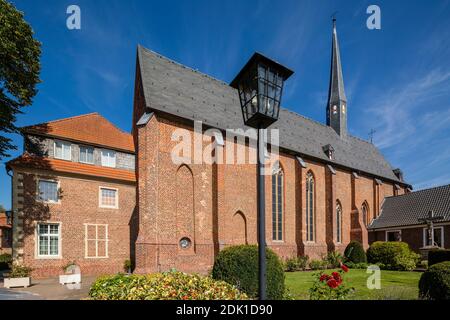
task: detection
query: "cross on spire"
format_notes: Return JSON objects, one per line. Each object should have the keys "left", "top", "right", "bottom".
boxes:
{"left": 368, "top": 129, "right": 376, "bottom": 143}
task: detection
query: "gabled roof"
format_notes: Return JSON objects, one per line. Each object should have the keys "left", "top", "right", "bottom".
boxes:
{"left": 7, "top": 154, "right": 135, "bottom": 183}
{"left": 137, "top": 45, "right": 405, "bottom": 184}
{"left": 369, "top": 184, "right": 450, "bottom": 229}
{"left": 21, "top": 113, "right": 134, "bottom": 153}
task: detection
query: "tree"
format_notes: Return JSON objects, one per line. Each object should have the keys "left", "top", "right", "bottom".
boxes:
{"left": 0, "top": 0, "right": 41, "bottom": 159}
{"left": 0, "top": 204, "right": 5, "bottom": 212}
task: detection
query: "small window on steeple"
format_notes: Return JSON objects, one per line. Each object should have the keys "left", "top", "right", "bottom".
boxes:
{"left": 342, "top": 104, "right": 346, "bottom": 114}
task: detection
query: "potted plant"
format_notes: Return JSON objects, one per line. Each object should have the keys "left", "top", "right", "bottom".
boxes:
{"left": 59, "top": 261, "right": 81, "bottom": 285}
{"left": 3, "top": 264, "right": 32, "bottom": 288}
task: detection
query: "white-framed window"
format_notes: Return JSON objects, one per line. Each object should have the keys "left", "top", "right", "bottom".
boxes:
{"left": 54, "top": 140, "right": 71, "bottom": 160}
{"left": 101, "top": 149, "right": 116, "bottom": 168}
{"left": 386, "top": 230, "right": 402, "bottom": 242}
{"left": 423, "top": 226, "right": 444, "bottom": 248}
{"left": 37, "top": 223, "right": 60, "bottom": 258}
{"left": 85, "top": 224, "right": 108, "bottom": 258}
{"left": 38, "top": 179, "right": 59, "bottom": 203}
{"left": 79, "top": 146, "right": 94, "bottom": 164}
{"left": 99, "top": 187, "right": 118, "bottom": 208}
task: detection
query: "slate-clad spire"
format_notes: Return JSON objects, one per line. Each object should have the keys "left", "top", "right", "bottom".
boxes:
{"left": 326, "top": 18, "right": 347, "bottom": 137}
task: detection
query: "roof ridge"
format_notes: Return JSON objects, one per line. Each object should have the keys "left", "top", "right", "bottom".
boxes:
{"left": 385, "top": 183, "right": 450, "bottom": 199}
{"left": 22, "top": 112, "right": 132, "bottom": 137}
{"left": 138, "top": 45, "right": 231, "bottom": 87}
{"left": 21, "top": 112, "right": 100, "bottom": 128}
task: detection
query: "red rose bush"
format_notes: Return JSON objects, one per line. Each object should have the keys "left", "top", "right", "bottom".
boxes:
{"left": 309, "top": 264, "right": 354, "bottom": 300}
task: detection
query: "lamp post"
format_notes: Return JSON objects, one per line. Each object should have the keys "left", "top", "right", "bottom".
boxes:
{"left": 231, "top": 53, "right": 293, "bottom": 300}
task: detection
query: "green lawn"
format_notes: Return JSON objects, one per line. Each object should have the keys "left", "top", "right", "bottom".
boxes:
{"left": 285, "top": 269, "right": 422, "bottom": 300}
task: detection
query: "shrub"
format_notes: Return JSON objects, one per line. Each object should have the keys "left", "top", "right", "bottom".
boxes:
{"left": 309, "top": 259, "right": 328, "bottom": 270}
{"left": 298, "top": 256, "right": 309, "bottom": 271}
{"left": 89, "top": 271, "right": 247, "bottom": 300}
{"left": 367, "top": 241, "right": 420, "bottom": 271}
{"left": 284, "top": 256, "right": 309, "bottom": 272}
{"left": 344, "top": 241, "right": 367, "bottom": 263}
{"left": 428, "top": 249, "right": 450, "bottom": 267}
{"left": 419, "top": 261, "right": 450, "bottom": 300}
{"left": 284, "top": 257, "right": 299, "bottom": 272}
{"left": 326, "top": 251, "right": 343, "bottom": 268}
{"left": 123, "top": 260, "right": 133, "bottom": 273}
{"left": 7, "top": 265, "right": 32, "bottom": 278}
{"left": 211, "top": 245, "right": 285, "bottom": 299}
{"left": 0, "top": 253, "right": 12, "bottom": 270}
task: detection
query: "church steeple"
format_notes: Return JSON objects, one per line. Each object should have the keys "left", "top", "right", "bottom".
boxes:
{"left": 326, "top": 18, "right": 347, "bottom": 137}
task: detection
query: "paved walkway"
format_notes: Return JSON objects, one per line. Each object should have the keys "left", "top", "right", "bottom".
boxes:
{"left": 0, "top": 275, "right": 96, "bottom": 300}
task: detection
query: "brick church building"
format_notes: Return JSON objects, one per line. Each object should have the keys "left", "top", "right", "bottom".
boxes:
{"left": 6, "top": 22, "right": 410, "bottom": 276}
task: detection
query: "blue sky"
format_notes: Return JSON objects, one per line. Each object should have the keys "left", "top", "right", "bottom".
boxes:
{"left": 1, "top": 0, "right": 449, "bottom": 209}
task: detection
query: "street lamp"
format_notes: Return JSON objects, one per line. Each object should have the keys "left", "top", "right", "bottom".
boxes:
{"left": 231, "top": 53, "right": 293, "bottom": 300}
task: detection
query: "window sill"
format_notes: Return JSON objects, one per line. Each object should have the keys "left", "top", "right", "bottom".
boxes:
{"left": 99, "top": 206, "right": 119, "bottom": 209}
{"left": 36, "top": 256, "right": 62, "bottom": 260}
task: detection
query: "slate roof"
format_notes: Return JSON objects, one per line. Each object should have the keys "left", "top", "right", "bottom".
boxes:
{"left": 21, "top": 113, "right": 135, "bottom": 153}
{"left": 137, "top": 45, "right": 405, "bottom": 184}
{"left": 369, "top": 184, "right": 450, "bottom": 229}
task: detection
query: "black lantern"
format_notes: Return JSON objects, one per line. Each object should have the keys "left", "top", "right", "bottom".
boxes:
{"left": 230, "top": 52, "right": 293, "bottom": 129}
{"left": 230, "top": 52, "right": 293, "bottom": 301}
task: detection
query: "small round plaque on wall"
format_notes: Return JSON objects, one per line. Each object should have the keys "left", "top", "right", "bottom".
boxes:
{"left": 179, "top": 237, "right": 191, "bottom": 249}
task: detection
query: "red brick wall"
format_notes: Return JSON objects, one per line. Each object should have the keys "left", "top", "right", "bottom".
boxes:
{"left": 134, "top": 112, "right": 406, "bottom": 273}
{"left": 18, "top": 171, "right": 136, "bottom": 278}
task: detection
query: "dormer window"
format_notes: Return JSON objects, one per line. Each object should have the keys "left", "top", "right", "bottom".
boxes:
{"left": 323, "top": 144, "right": 335, "bottom": 160}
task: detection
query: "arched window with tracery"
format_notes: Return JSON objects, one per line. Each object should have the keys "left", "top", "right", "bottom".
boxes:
{"left": 272, "top": 163, "right": 284, "bottom": 241}
{"left": 336, "top": 201, "right": 342, "bottom": 243}
{"left": 306, "top": 171, "right": 315, "bottom": 242}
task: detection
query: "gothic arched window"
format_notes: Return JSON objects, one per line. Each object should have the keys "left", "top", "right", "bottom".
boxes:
{"left": 306, "top": 172, "right": 315, "bottom": 242}
{"left": 336, "top": 201, "right": 342, "bottom": 243}
{"left": 362, "top": 202, "right": 369, "bottom": 227}
{"left": 272, "top": 163, "right": 284, "bottom": 241}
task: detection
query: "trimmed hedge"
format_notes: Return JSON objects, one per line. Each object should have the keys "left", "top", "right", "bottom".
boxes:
{"left": 428, "top": 249, "right": 450, "bottom": 267}
{"left": 211, "top": 245, "right": 285, "bottom": 299}
{"left": 0, "top": 253, "right": 12, "bottom": 270}
{"left": 89, "top": 271, "right": 248, "bottom": 300}
{"left": 419, "top": 261, "right": 450, "bottom": 300}
{"left": 367, "top": 241, "right": 420, "bottom": 271}
{"left": 344, "top": 241, "right": 367, "bottom": 263}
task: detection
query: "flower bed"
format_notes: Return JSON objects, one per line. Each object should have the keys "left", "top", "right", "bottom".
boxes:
{"left": 89, "top": 271, "right": 248, "bottom": 300}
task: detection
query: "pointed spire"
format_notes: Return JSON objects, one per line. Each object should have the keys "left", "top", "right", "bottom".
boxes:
{"left": 326, "top": 18, "right": 347, "bottom": 137}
